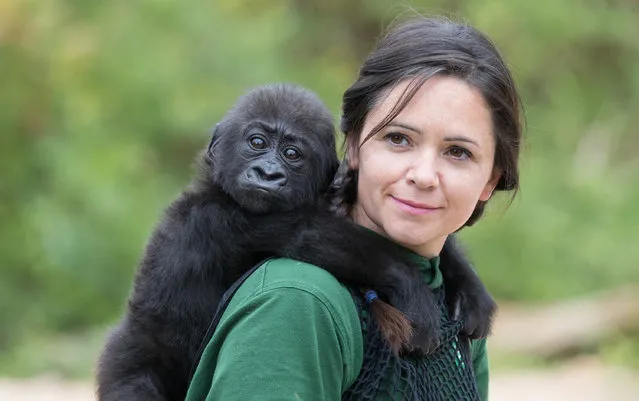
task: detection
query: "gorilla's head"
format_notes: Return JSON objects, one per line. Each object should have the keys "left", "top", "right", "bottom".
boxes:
{"left": 205, "top": 83, "right": 339, "bottom": 213}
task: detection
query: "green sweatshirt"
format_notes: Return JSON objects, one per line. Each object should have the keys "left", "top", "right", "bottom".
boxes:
{"left": 186, "top": 257, "right": 489, "bottom": 401}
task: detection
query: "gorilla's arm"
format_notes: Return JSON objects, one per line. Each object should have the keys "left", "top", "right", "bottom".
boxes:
{"left": 249, "top": 208, "right": 496, "bottom": 346}
{"left": 249, "top": 208, "right": 434, "bottom": 348}
{"left": 439, "top": 235, "right": 496, "bottom": 339}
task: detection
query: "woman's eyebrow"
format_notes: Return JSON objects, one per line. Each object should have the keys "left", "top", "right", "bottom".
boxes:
{"left": 387, "top": 121, "right": 422, "bottom": 134}
{"left": 444, "top": 135, "right": 480, "bottom": 147}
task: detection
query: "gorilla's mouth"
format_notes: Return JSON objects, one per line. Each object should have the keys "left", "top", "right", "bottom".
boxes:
{"left": 242, "top": 184, "right": 284, "bottom": 198}
{"left": 233, "top": 186, "right": 290, "bottom": 214}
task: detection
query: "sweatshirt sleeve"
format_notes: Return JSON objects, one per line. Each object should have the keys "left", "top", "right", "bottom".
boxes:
{"left": 185, "top": 259, "right": 363, "bottom": 401}
{"left": 471, "top": 338, "right": 490, "bottom": 401}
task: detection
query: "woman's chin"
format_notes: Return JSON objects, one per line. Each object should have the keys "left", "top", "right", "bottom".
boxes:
{"left": 384, "top": 226, "right": 446, "bottom": 256}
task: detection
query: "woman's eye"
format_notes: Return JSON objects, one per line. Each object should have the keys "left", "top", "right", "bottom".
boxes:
{"left": 283, "top": 147, "right": 301, "bottom": 160}
{"left": 447, "top": 146, "right": 471, "bottom": 160}
{"left": 249, "top": 136, "right": 267, "bottom": 150}
{"left": 386, "top": 133, "right": 409, "bottom": 146}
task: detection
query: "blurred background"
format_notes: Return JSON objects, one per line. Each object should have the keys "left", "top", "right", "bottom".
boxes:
{"left": 1, "top": 0, "right": 638, "bottom": 399}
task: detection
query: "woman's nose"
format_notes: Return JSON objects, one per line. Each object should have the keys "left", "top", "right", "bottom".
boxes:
{"left": 406, "top": 152, "right": 440, "bottom": 189}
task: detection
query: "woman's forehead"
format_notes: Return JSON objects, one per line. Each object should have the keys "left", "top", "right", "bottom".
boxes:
{"left": 363, "top": 76, "right": 494, "bottom": 142}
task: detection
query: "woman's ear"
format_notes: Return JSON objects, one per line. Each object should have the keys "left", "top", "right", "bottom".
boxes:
{"left": 479, "top": 170, "right": 502, "bottom": 202}
{"left": 346, "top": 136, "right": 359, "bottom": 170}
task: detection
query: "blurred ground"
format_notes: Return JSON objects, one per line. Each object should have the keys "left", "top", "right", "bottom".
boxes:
{"left": 491, "top": 359, "right": 639, "bottom": 401}
{"left": 1, "top": 358, "right": 638, "bottom": 401}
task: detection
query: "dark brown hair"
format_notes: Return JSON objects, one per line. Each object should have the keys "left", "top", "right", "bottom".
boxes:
{"left": 329, "top": 16, "right": 523, "bottom": 352}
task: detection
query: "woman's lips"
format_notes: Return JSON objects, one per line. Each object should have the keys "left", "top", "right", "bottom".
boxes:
{"left": 391, "top": 196, "right": 441, "bottom": 215}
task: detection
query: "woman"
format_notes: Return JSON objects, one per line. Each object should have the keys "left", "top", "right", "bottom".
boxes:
{"left": 186, "top": 16, "right": 522, "bottom": 401}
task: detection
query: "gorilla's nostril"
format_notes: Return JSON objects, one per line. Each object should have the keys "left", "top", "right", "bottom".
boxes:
{"left": 252, "top": 166, "right": 287, "bottom": 186}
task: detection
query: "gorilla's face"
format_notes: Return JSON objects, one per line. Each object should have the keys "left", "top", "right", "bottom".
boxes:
{"left": 219, "top": 120, "right": 322, "bottom": 213}
{"left": 209, "top": 85, "right": 339, "bottom": 213}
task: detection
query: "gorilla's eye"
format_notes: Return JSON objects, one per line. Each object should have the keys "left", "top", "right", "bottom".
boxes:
{"left": 249, "top": 135, "right": 267, "bottom": 150}
{"left": 283, "top": 147, "right": 301, "bottom": 160}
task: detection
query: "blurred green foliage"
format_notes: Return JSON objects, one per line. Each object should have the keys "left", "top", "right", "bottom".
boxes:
{"left": 1, "top": 0, "right": 638, "bottom": 373}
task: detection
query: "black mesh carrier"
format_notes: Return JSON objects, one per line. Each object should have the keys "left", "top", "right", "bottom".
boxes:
{"left": 342, "top": 286, "right": 481, "bottom": 401}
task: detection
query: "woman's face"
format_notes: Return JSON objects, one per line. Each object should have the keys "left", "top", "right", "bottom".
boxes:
{"left": 350, "top": 75, "right": 500, "bottom": 257}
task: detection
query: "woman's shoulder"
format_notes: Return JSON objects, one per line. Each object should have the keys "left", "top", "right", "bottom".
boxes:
{"left": 216, "top": 258, "right": 364, "bottom": 391}
{"left": 187, "top": 258, "right": 365, "bottom": 399}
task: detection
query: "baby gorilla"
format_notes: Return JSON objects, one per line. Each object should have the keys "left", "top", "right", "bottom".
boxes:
{"left": 96, "top": 83, "right": 496, "bottom": 401}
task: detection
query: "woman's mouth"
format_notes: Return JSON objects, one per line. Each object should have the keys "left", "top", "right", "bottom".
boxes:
{"left": 390, "top": 196, "right": 441, "bottom": 215}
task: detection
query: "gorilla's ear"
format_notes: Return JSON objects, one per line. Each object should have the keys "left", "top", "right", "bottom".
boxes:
{"left": 206, "top": 123, "right": 221, "bottom": 158}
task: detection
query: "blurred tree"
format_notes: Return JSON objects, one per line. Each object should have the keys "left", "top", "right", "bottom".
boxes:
{"left": 1, "top": 0, "right": 638, "bottom": 368}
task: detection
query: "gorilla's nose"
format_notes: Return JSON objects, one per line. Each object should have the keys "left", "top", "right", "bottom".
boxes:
{"left": 250, "top": 165, "right": 287, "bottom": 187}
